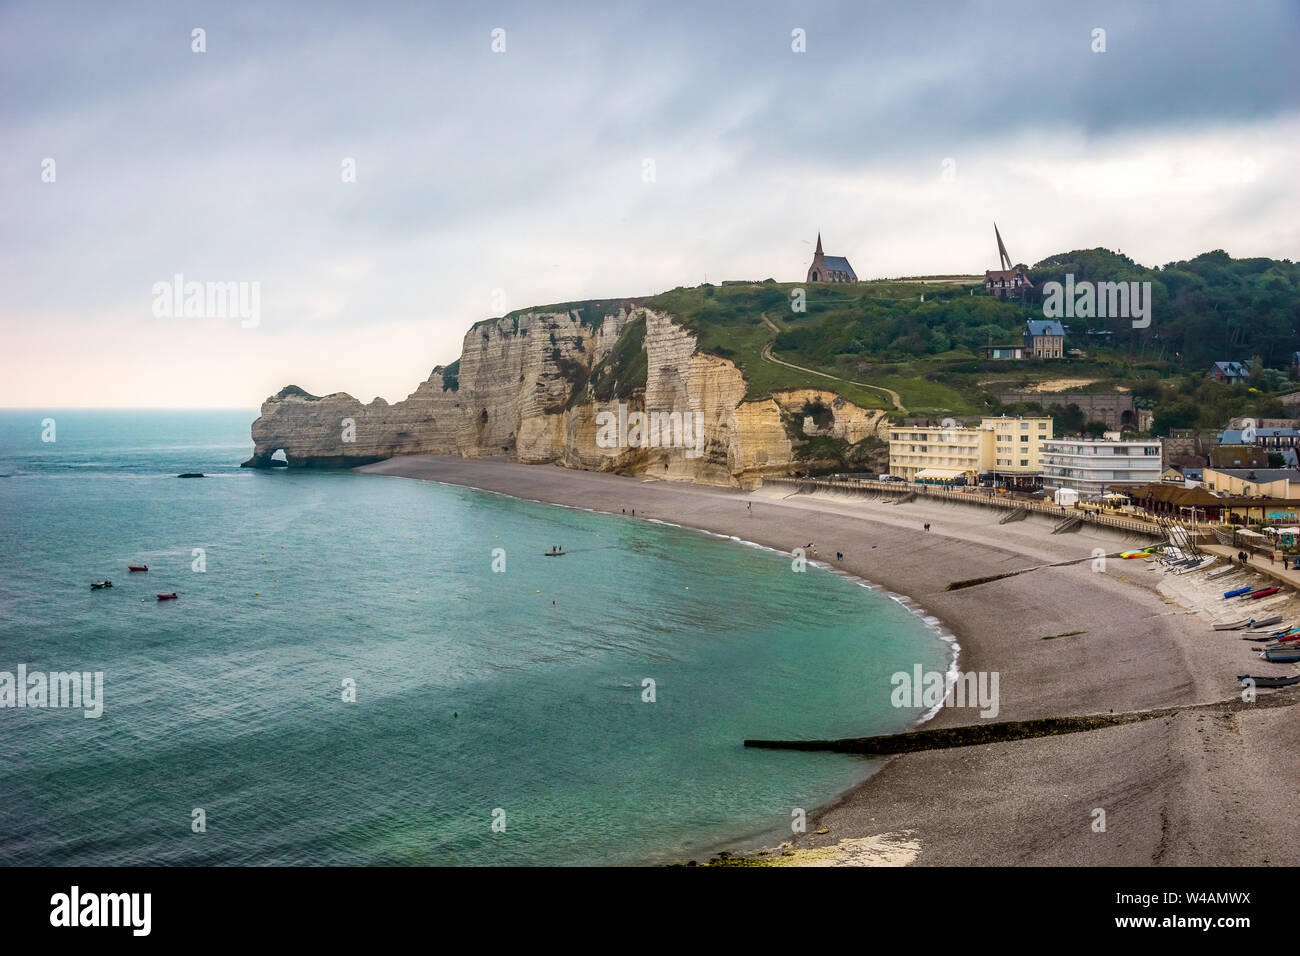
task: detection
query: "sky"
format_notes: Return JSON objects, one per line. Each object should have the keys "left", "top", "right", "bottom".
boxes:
{"left": 3, "top": 0, "right": 1298, "bottom": 407}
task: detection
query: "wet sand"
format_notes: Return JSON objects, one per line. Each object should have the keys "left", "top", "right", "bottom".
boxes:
{"left": 358, "top": 456, "right": 1300, "bottom": 866}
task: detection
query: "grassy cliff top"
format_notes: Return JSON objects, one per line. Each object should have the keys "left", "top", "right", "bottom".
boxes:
{"left": 456, "top": 249, "right": 1300, "bottom": 423}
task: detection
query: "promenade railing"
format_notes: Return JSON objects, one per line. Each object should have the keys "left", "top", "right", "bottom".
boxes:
{"left": 762, "top": 476, "right": 1164, "bottom": 538}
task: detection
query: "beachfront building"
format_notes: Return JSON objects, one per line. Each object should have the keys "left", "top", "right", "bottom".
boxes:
{"left": 1040, "top": 437, "right": 1162, "bottom": 497}
{"left": 1125, "top": 482, "right": 1300, "bottom": 526}
{"left": 983, "top": 415, "right": 1053, "bottom": 490}
{"left": 887, "top": 424, "right": 991, "bottom": 484}
{"left": 887, "top": 416, "right": 1053, "bottom": 487}
{"left": 1203, "top": 467, "right": 1300, "bottom": 498}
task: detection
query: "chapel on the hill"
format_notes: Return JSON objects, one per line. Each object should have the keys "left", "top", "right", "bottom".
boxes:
{"left": 806, "top": 234, "right": 857, "bottom": 283}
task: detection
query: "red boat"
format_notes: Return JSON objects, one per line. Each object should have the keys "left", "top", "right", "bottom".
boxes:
{"left": 1249, "top": 587, "right": 1281, "bottom": 599}
{"left": 128, "top": 565, "right": 148, "bottom": 572}
{"left": 156, "top": 593, "right": 178, "bottom": 601}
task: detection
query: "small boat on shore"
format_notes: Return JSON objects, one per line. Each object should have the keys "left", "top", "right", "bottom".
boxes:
{"left": 1249, "top": 586, "right": 1282, "bottom": 599}
{"left": 128, "top": 565, "right": 148, "bottom": 572}
{"left": 1238, "top": 674, "right": 1300, "bottom": 688}
{"left": 1224, "top": 585, "right": 1254, "bottom": 598}
{"left": 91, "top": 580, "right": 112, "bottom": 589}
{"left": 1266, "top": 632, "right": 1300, "bottom": 644}
{"left": 1264, "top": 645, "right": 1300, "bottom": 662}
{"left": 1206, "top": 566, "right": 1239, "bottom": 580}
{"left": 1176, "top": 556, "right": 1216, "bottom": 574}
{"left": 156, "top": 593, "right": 178, "bottom": 601}
{"left": 1213, "top": 619, "right": 1251, "bottom": 631}
{"left": 1248, "top": 616, "right": 1284, "bottom": 629}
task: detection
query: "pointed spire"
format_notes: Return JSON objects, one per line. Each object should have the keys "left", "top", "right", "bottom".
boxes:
{"left": 994, "top": 223, "right": 1012, "bottom": 271}
{"left": 814, "top": 232, "right": 823, "bottom": 257}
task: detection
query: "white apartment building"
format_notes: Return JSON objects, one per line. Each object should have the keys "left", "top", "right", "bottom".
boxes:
{"left": 1040, "top": 438, "right": 1163, "bottom": 496}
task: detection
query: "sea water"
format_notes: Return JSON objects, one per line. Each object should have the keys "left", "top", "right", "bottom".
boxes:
{"left": 0, "top": 410, "right": 951, "bottom": 865}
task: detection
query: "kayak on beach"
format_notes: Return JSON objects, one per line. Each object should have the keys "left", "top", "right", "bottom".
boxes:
{"left": 1238, "top": 674, "right": 1300, "bottom": 688}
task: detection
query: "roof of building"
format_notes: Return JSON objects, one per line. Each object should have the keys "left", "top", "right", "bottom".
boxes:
{"left": 1210, "top": 361, "right": 1250, "bottom": 377}
{"left": 1124, "top": 483, "right": 1254, "bottom": 507}
{"left": 1207, "top": 467, "right": 1300, "bottom": 482}
{"left": 985, "top": 268, "right": 1027, "bottom": 279}
{"left": 820, "top": 256, "right": 856, "bottom": 277}
{"left": 1219, "top": 430, "right": 1245, "bottom": 444}
{"left": 1026, "top": 319, "right": 1065, "bottom": 337}
{"left": 1255, "top": 428, "right": 1300, "bottom": 437}
{"left": 1170, "top": 455, "right": 1207, "bottom": 468}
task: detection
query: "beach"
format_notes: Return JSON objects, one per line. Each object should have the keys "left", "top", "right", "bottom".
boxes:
{"left": 359, "top": 455, "right": 1300, "bottom": 866}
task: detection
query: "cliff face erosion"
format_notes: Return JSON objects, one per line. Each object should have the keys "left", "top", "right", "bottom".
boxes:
{"left": 244, "top": 305, "right": 889, "bottom": 487}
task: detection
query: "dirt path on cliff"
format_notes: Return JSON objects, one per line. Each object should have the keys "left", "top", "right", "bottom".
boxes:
{"left": 758, "top": 313, "right": 906, "bottom": 413}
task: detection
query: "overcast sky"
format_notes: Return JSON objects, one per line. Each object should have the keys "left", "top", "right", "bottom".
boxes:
{"left": 3, "top": 0, "right": 1298, "bottom": 407}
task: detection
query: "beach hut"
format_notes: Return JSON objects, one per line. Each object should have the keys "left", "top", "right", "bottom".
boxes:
{"left": 1054, "top": 488, "right": 1079, "bottom": 507}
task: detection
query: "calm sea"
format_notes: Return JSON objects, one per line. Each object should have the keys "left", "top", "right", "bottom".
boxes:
{"left": 0, "top": 409, "right": 950, "bottom": 865}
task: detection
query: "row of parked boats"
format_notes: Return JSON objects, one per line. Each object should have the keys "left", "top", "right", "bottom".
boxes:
{"left": 1150, "top": 547, "right": 1217, "bottom": 576}
{"left": 1207, "top": 566, "right": 1300, "bottom": 664}
{"left": 1142, "top": 543, "right": 1300, "bottom": 685}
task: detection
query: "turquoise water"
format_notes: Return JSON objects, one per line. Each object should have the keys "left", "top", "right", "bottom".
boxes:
{"left": 0, "top": 410, "right": 950, "bottom": 865}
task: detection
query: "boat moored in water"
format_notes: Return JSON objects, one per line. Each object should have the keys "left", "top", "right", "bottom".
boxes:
{"left": 128, "top": 565, "right": 148, "bottom": 572}
{"left": 156, "top": 593, "right": 178, "bottom": 601}
{"left": 91, "top": 580, "right": 112, "bottom": 589}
